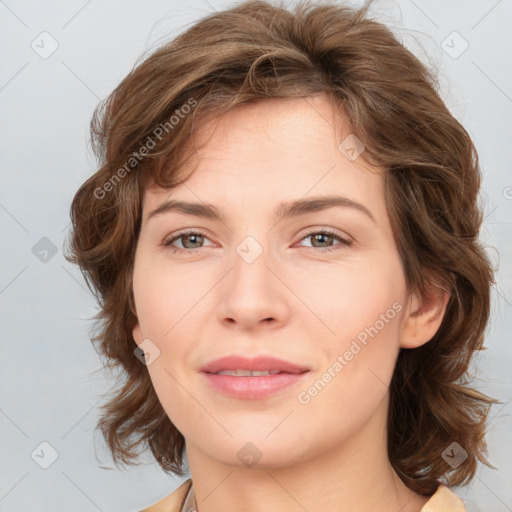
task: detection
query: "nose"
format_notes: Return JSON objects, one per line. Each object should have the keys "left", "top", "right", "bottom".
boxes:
{"left": 217, "top": 241, "right": 290, "bottom": 331}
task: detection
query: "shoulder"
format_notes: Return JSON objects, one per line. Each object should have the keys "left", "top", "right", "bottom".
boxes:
{"left": 421, "top": 483, "right": 467, "bottom": 512}
{"left": 140, "top": 479, "right": 466, "bottom": 512}
{"left": 140, "top": 478, "right": 193, "bottom": 512}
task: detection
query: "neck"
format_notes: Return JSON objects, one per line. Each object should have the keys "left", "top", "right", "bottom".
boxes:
{"left": 185, "top": 399, "right": 429, "bottom": 512}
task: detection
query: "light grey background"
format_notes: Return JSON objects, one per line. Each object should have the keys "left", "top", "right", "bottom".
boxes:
{"left": 0, "top": 0, "right": 511, "bottom": 510}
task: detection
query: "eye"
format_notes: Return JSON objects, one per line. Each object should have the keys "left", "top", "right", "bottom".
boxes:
{"left": 162, "top": 230, "right": 213, "bottom": 253}
{"left": 162, "top": 228, "right": 352, "bottom": 255}
{"left": 297, "top": 229, "right": 352, "bottom": 252}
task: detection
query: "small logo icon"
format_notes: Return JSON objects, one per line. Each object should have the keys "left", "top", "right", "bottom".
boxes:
{"left": 31, "top": 441, "right": 59, "bottom": 469}
{"left": 236, "top": 236, "right": 263, "bottom": 264}
{"left": 441, "top": 441, "right": 468, "bottom": 469}
{"left": 338, "top": 134, "right": 365, "bottom": 161}
{"left": 134, "top": 338, "right": 161, "bottom": 366}
{"left": 32, "top": 237, "right": 58, "bottom": 263}
{"left": 441, "top": 31, "right": 469, "bottom": 59}
{"left": 31, "top": 31, "right": 59, "bottom": 59}
{"left": 236, "top": 442, "right": 262, "bottom": 468}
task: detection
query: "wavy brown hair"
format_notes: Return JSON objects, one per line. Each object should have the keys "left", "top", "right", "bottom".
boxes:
{"left": 64, "top": 0, "right": 498, "bottom": 496}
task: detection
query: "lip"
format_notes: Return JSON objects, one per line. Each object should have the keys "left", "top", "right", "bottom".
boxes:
{"left": 200, "top": 355, "right": 310, "bottom": 374}
{"left": 200, "top": 355, "right": 310, "bottom": 400}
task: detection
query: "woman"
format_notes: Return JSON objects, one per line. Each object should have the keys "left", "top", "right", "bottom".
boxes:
{"left": 65, "top": 1, "right": 496, "bottom": 510}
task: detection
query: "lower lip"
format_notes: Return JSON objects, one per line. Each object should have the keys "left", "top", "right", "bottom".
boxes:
{"left": 202, "top": 371, "right": 310, "bottom": 399}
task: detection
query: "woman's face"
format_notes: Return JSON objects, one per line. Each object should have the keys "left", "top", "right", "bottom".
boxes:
{"left": 131, "top": 95, "right": 414, "bottom": 469}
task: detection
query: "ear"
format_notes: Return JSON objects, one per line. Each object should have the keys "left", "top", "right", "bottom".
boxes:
{"left": 132, "top": 320, "right": 144, "bottom": 346}
{"left": 129, "top": 292, "right": 144, "bottom": 345}
{"left": 400, "top": 277, "right": 450, "bottom": 349}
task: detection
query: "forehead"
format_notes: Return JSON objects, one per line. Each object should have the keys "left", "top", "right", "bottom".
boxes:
{"left": 142, "top": 95, "right": 385, "bottom": 221}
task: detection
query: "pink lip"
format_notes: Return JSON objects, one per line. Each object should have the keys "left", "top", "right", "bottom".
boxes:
{"left": 200, "top": 355, "right": 309, "bottom": 374}
{"left": 200, "top": 355, "right": 310, "bottom": 400}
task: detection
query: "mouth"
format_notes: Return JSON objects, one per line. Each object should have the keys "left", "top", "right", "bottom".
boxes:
{"left": 200, "top": 355, "right": 310, "bottom": 399}
{"left": 200, "top": 355, "right": 310, "bottom": 375}
{"left": 211, "top": 369, "right": 288, "bottom": 376}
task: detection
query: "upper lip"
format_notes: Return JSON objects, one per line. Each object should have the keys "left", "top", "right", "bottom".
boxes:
{"left": 201, "top": 355, "right": 310, "bottom": 374}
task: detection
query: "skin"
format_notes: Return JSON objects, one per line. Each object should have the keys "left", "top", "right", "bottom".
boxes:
{"left": 131, "top": 94, "right": 449, "bottom": 512}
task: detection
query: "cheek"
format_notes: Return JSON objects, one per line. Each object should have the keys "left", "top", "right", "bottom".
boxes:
{"left": 290, "top": 252, "right": 406, "bottom": 340}
{"left": 132, "top": 255, "right": 201, "bottom": 339}
{"left": 293, "top": 253, "right": 406, "bottom": 398}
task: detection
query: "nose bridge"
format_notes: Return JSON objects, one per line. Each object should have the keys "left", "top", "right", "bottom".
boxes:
{"left": 218, "top": 233, "right": 287, "bottom": 327}
{"left": 231, "top": 233, "right": 274, "bottom": 301}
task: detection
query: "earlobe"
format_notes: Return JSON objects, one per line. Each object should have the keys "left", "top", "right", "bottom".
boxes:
{"left": 400, "top": 280, "right": 451, "bottom": 349}
{"left": 130, "top": 294, "right": 144, "bottom": 345}
{"left": 132, "top": 321, "right": 143, "bottom": 345}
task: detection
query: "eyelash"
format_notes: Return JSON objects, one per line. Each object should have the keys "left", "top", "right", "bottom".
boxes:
{"left": 162, "top": 229, "right": 352, "bottom": 255}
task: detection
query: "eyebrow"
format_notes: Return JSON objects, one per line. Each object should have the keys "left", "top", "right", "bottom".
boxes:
{"left": 146, "top": 195, "right": 376, "bottom": 224}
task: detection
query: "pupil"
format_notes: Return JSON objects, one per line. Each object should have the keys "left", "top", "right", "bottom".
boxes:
{"left": 313, "top": 233, "right": 332, "bottom": 247}
{"left": 185, "top": 234, "right": 202, "bottom": 248}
